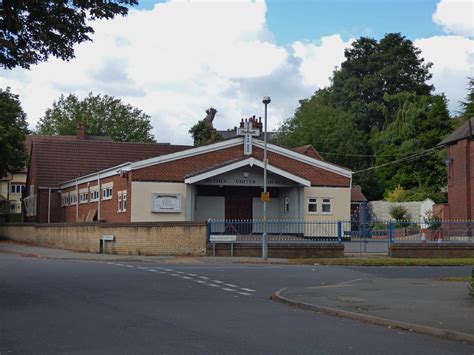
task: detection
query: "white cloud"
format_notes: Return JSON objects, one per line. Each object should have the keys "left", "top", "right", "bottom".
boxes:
{"left": 292, "top": 35, "right": 354, "bottom": 88}
{"left": 433, "top": 0, "right": 474, "bottom": 37}
{"left": 415, "top": 35, "right": 474, "bottom": 112}
{"left": 1, "top": 0, "right": 472, "bottom": 145}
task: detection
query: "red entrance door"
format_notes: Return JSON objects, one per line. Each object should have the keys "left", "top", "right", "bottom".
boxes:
{"left": 225, "top": 187, "right": 253, "bottom": 220}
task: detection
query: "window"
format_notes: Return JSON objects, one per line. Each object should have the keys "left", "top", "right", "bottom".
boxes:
{"left": 307, "top": 198, "right": 317, "bottom": 213}
{"left": 70, "top": 193, "right": 77, "bottom": 205}
{"left": 90, "top": 190, "right": 99, "bottom": 201}
{"left": 102, "top": 187, "right": 112, "bottom": 200}
{"left": 61, "top": 193, "right": 69, "bottom": 207}
{"left": 79, "top": 192, "right": 88, "bottom": 204}
{"left": 284, "top": 196, "right": 289, "bottom": 213}
{"left": 322, "top": 198, "right": 332, "bottom": 213}
{"left": 10, "top": 203, "right": 17, "bottom": 213}
{"left": 10, "top": 184, "right": 25, "bottom": 194}
{"left": 117, "top": 190, "right": 127, "bottom": 213}
{"left": 117, "top": 191, "right": 123, "bottom": 212}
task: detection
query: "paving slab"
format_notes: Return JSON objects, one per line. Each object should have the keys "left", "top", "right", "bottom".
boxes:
{"left": 276, "top": 276, "right": 474, "bottom": 343}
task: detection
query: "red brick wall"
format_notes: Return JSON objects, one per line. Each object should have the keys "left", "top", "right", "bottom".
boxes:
{"left": 447, "top": 139, "right": 473, "bottom": 220}
{"left": 60, "top": 173, "right": 131, "bottom": 223}
{"left": 133, "top": 145, "right": 350, "bottom": 187}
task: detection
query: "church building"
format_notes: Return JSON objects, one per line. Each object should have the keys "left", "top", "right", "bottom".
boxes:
{"left": 24, "top": 117, "right": 352, "bottom": 224}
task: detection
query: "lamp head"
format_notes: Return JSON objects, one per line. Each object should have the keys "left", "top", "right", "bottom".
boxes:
{"left": 262, "top": 96, "right": 271, "bottom": 105}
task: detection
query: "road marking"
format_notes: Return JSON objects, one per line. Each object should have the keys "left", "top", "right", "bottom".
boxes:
{"left": 125, "top": 265, "right": 134, "bottom": 268}
{"left": 237, "top": 292, "right": 252, "bottom": 296}
{"left": 175, "top": 271, "right": 185, "bottom": 274}
{"left": 195, "top": 280, "right": 206, "bottom": 284}
{"left": 240, "top": 288, "right": 256, "bottom": 292}
{"left": 148, "top": 270, "right": 158, "bottom": 272}
{"left": 163, "top": 269, "right": 173, "bottom": 272}
{"left": 181, "top": 276, "right": 191, "bottom": 280}
{"left": 188, "top": 273, "right": 197, "bottom": 276}
{"left": 208, "top": 284, "right": 220, "bottom": 287}
{"left": 212, "top": 280, "right": 224, "bottom": 284}
{"left": 159, "top": 271, "right": 167, "bottom": 274}
{"left": 222, "top": 288, "right": 235, "bottom": 292}
{"left": 225, "top": 283, "right": 238, "bottom": 288}
{"left": 170, "top": 274, "right": 180, "bottom": 277}
{"left": 198, "top": 276, "right": 210, "bottom": 280}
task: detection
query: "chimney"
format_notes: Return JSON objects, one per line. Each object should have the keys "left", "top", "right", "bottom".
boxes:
{"left": 76, "top": 122, "right": 86, "bottom": 140}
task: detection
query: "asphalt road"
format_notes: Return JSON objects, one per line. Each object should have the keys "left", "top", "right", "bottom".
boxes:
{"left": 0, "top": 254, "right": 472, "bottom": 354}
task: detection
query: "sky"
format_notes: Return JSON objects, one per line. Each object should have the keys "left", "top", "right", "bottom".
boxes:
{"left": 1, "top": 0, "right": 473, "bottom": 145}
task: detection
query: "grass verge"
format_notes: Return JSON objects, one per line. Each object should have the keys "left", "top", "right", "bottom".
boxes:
{"left": 439, "top": 276, "right": 471, "bottom": 282}
{"left": 289, "top": 257, "right": 474, "bottom": 266}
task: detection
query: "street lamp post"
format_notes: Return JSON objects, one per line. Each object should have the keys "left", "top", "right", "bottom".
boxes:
{"left": 262, "top": 96, "right": 271, "bottom": 260}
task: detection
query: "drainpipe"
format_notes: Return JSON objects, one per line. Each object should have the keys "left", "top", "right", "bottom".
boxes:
{"left": 97, "top": 173, "right": 101, "bottom": 221}
{"left": 47, "top": 188, "right": 51, "bottom": 224}
{"left": 76, "top": 179, "right": 79, "bottom": 222}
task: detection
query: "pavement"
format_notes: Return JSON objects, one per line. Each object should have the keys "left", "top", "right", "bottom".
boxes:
{"left": 1, "top": 240, "right": 473, "bottom": 345}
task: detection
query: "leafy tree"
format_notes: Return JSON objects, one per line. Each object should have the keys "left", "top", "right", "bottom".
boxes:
{"left": 327, "top": 33, "right": 432, "bottom": 134}
{"left": 1, "top": 0, "right": 137, "bottom": 69}
{"left": 189, "top": 108, "right": 223, "bottom": 146}
{"left": 460, "top": 77, "right": 474, "bottom": 120}
{"left": 369, "top": 93, "right": 453, "bottom": 198}
{"left": 276, "top": 93, "right": 366, "bottom": 169}
{"left": 36, "top": 93, "right": 155, "bottom": 142}
{"left": 0, "top": 88, "right": 28, "bottom": 177}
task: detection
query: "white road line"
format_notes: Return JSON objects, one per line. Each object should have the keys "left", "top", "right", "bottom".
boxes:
{"left": 148, "top": 270, "right": 158, "bottom": 272}
{"left": 137, "top": 267, "right": 148, "bottom": 270}
{"left": 225, "top": 283, "right": 238, "bottom": 288}
{"left": 125, "top": 265, "right": 134, "bottom": 268}
{"left": 107, "top": 262, "right": 114, "bottom": 265}
{"left": 188, "top": 273, "right": 197, "bottom": 276}
{"left": 240, "top": 288, "right": 256, "bottom": 292}
{"left": 175, "top": 271, "right": 185, "bottom": 274}
{"left": 159, "top": 271, "right": 167, "bottom": 274}
{"left": 163, "top": 269, "right": 173, "bottom": 272}
{"left": 170, "top": 274, "right": 180, "bottom": 277}
{"left": 115, "top": 264, "right": 124, "bottom": 266}
{"left": 237, "top": 292, "right": 252, "bottom": 296}
{"left": 181, "top": 276, "right": 191, "bottom": 280}
{"left": 195, "top": 280, "right": 206, "bottom": 284}
{"left": 208, "top": 284, "right": 220, "bottom": 288}
{"left": 198, "top": 276, "right": 209, "bottom": 280}
{"left": 222, "top": 288, "right": 235, "bottom": 292}
{"left": 212, "top": 280, "right": 224, "bottom": 284}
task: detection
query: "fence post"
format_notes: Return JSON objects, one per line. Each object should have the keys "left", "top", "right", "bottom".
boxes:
{"left": 337, "top": 221, "right": 342, "bottom": 243}
{"left": 207, "top": 218, "right": 212, "bottom": 243}
{"left": 388, "top": 220, "right": 394, "bottom": 244}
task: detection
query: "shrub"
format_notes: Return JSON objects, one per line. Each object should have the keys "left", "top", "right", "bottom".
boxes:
{"left": 389, "top": 205, "right": 408, "bottom": 221}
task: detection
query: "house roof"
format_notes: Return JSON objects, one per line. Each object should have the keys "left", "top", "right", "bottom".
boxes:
{"left": 351, "top": 186, "right": 367, "bottom": 202}
{"left": 439, "top": 117, "right": 474, "bottom": 146}
{"left": 292, "top": 145, "right": 324, "bottom": 160}
{"left": 28, "top": 136, "right": 191, "bottom": 187}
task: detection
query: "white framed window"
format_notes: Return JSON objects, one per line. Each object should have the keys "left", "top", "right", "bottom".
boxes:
{"left": 284, "top": 196, "right": 289, "bottom": 213}
{"left": 307, "top": 198, "right": 317, "bottom": 213}
{"left": 10, "top": 183, "right": 25, "bottom": 194}
{"left": 102, "top": 187, "right": 113, "bottom": 200}
{"left": 322, "top": 198, "right": 332, "bottom": 214}
{"left": 117, "top": 191, "right": 123, "bottom": 212}
{"left": 79, "top": 192, "right": 88, "bottom": 204}
{"left": 70, "top": 193, "right": 77, "bottom": 205}
{"left": 90, "top": 190, "right": 99, "bottom": 202}
{"left": 123, "top": 191, "right": 127, "bottom": 212}
{"left": 61, "top": 193, "right": 69, "bottom": 207}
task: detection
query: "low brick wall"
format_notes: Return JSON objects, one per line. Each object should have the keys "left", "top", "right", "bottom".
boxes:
{"left": 207, "top": 243, "right": 344, "bottom": 258}
{"left": 390, "top": 243, "right": 474, "bottom": 258}
{"left": 0, "top": 222, "right": 207, "bottom": 256}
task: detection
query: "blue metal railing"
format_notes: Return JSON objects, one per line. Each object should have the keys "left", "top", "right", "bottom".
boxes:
{"left": 207, "top": 219, "right": 474, "bottom": 245}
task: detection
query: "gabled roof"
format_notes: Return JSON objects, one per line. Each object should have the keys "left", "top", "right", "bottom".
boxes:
{"left": 439, "top": 117, "right": 474, "bottom": 146}
{"left": 292, "top": 145, "right": 324, "bottom": 160}
{"left": 351, "top": 186, "right": 367, "bottom": 202}
{"left": 184, "top": 157, "right": 311, "bottom": 186}
{"left": 59, "top": 136, "right": 352, "bottom": 188}
{"left": 29, "top": 136, "right": 191, "bottom": 187}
